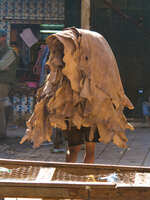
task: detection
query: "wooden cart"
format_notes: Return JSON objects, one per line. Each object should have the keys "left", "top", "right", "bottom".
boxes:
{"left": 0, "top": 159, "right": 150, "bottom": 200}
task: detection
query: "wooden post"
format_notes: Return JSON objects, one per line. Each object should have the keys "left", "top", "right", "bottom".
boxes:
{"left": 81, "top": 0, "right": 90, "bottom": 29}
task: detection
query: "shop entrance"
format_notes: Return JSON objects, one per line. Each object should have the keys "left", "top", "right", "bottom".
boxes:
{"left": 90, "top": 0, "right": 150, "bottom": 118}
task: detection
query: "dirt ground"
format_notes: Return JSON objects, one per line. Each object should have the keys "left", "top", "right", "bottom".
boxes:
{"left": 2, "top": 122, "right": 150, "bottom": 166}
{"left": 0, "top": 125, "right": 67, "bottom": 163}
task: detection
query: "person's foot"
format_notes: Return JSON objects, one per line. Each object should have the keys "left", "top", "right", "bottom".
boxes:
{"left": 41, "top": 141, "right": 53, "bottom": 145}
{"left": 51, "top": 148, "right": 66, "bottom": 153}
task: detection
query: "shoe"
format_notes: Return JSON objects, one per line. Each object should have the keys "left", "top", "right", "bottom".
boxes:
{"left": 41, "top": 141, "right": 53, "bottom": 145}
{"left": 51, "top": 148, "right": 66, "bottom": 153}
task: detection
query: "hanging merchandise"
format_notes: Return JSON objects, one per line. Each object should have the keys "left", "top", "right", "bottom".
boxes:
{"left": 32, "top": 44, "right": 49, "bottom": 84}
{"left": 20, "top": 28, "right": 38, "bottom": 48}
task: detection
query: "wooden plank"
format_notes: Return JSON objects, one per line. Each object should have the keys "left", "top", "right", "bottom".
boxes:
{"left": 0, "top": 182, "right": 115, "bottom": 199}
{"left": 1, "top": 159, "right": 150, "bottom": 199}
{"left": 116, "top": 188, "right": 150, "bottom": 200}
{"left": 1, "top": 185, "right": 150, "bottom": 200}
{"left": 1, "top": 158, "right": 150, "bottom": 171}
{"left": 36, "top": 168, "right": 56, "bottom": 182}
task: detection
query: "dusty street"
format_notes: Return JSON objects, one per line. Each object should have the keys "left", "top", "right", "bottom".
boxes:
{"left": 0, "top": 124, "right": 150, "bottom": 167}
{"left": 0, "top": 126, "right": 66, "bottom": 162}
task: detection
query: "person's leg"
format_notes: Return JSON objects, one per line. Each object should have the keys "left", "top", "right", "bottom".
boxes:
{"left": 0, "top": 102, "right": 7, "bottom": 138}
{"left": 0, "top": 84, "right": 9, "bottom": 138}
{"left": 65, "top": 126, "right": 97, "bottom": 163}
{"left": 84, "top": 127, "right": 100, "bottom": 163}
{"left": 84, "top": 142, "right": 96, "bottom": 163}
{"left": 65, "top": 126, "right": 85, "bottom": 162}
{"left": 51, "top": 128, "right": 65, "bottom": 153}
{"left": 66, "top": 144, "right": 82, "bottom": 162}
{"left": 53, "top": 128, "right": 61, "bottom": 149}
{"left": 142, "top": 102, "right": 150, "bottom": 124}
{"left": 5, "top": 105, "right": 13, "bottom": 127}
{"left": 145, "top": 115, "right": 150, "bottom": 124}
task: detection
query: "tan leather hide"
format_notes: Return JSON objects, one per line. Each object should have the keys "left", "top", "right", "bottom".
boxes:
{"left": 20, "top": 27, "right": 134, "bottom": 148}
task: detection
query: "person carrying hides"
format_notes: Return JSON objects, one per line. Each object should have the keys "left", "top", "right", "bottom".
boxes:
{"left": 20, "top": 27, "right": 134, "bottom": 163}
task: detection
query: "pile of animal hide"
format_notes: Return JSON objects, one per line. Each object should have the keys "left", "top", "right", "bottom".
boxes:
{"left": 20, "top": 27, "right": 134, "bottom": 148}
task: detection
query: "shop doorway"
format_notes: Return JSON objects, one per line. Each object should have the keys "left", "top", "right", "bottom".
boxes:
{"left": 90, "top": 0, "right": 150, "bottom": 118}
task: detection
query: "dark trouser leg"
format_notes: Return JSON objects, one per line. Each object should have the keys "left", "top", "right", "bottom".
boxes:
{"left": 0, "top": 103, "right": 7, "bottom": 138}
{"left": 53, "top": 128, "right": 62, "bottom": 149}
{"left": 5, "top": 105, "right": 13, "bottom": 127}
{"left": 66, "top": 144, "right": 81, "bottom": 162}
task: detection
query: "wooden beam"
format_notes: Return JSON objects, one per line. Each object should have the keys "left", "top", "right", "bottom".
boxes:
{"left": 81, "top": 0, "right": 90, "bottom": 29}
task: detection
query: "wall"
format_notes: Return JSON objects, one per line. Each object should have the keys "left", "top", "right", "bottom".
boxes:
{"left": 0, "top": 0, "right": 64, "bottom": 42}
{"left": 64, "top": 0, "right": 81, "bottom": 28}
